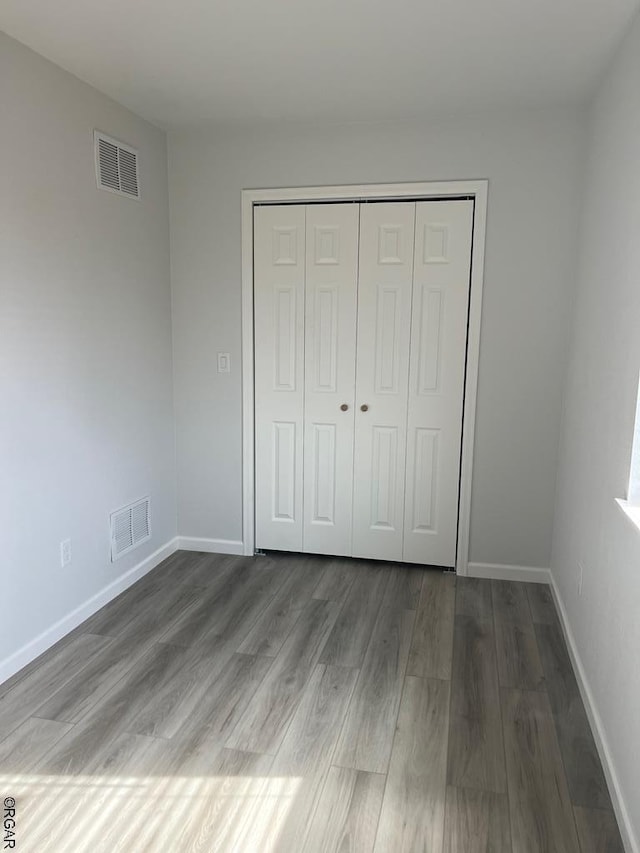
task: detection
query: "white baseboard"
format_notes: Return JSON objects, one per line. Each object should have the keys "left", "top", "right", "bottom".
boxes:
{"left": 466, "top": 561, "right": 551, "bottom": 583}
{"left": 0, "top": 537, "right": 179, "bottom": 687}
{"left": 550, "top": 575, "right": 638, "bottom": 853}
{"left": 177, "top": 536, "right": 245, "bottom": 556}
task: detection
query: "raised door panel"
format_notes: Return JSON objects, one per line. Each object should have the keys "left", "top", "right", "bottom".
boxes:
{"left": 352, "top": 202, "right": 416, "bottom": 561}
{"left": 303, "top": 204, "right": 359, "bottom": 556}
{"left": 369, "top": 426, "right": 400, "bottom": 529}
{"left": 254, "top": 205, "right": 305, "bottom": 551}
{"left": 410, "top": 427, "right": 440, "bottom": 533}
{"left": 403, "top": 200, "right": 473, "bottom": 566}
{"left": 272, "top": 421, "right": 297, "bottom": 521}
{"left": 309, "top": 423, "right": 336, "bottom": 523}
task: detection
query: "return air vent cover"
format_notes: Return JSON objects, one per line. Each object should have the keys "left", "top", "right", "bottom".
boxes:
{"left": 95, "top": 131, "right": 140, "bottom": 198}
{"left": 110, "top": 497, "right": 151, "bottom": 561}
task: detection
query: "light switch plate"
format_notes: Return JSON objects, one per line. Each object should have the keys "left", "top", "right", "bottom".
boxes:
{"left": 60, "top": 539, "right": 71, "bottom": 567}
{"left": 217, "top": 352, "right": 231, "bottom": 373}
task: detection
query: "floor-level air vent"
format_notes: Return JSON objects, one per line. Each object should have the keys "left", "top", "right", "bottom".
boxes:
{"left": 110, "top": 497, "right": 151, "bottom": 561}
{"left": 95, "top": 131, "right": 140, "bottom": 198}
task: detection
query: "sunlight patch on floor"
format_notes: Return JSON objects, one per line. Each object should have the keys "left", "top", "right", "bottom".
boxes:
{"left": 1, "top": 772, "right": 301, "bottom": 852}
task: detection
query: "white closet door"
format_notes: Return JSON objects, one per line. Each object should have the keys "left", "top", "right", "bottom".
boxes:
{"left": 303, "top": 204, "right": 359, "bottom": 555}
{"left": 351, "top": 202, "right": 416, "bottom": 561}
{"left": 254, "top": 205, "right": 306, "bottom": 551}
{"left": 403, "top": 199, "right": 474, "bottom": 566}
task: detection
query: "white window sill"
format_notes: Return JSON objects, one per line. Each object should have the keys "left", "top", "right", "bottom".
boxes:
{"left": 616, "top": 498, "right": 640, "bottom": 533}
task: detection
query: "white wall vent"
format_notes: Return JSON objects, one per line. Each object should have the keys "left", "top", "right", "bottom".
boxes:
{"left": 95, "top": 131, "right": 140, "bottom": 199}
{"left": 110, "top": 497, "right": 151, "bottom": 561}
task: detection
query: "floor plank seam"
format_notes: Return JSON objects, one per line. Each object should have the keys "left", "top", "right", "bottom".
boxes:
{"left": 365, "top": 575, "right": 424, "bottom": 851}
{"left": 530, "top": 613, "right": 595, "bottom": 853}
{"left": 493, "top": 590, "right": 516, "bottom": 853}
{"left": 323, "top": 575, "right": 391, "bottom": 774}
{"left": 301, "top": 668, "right": 365, "bottom": 850}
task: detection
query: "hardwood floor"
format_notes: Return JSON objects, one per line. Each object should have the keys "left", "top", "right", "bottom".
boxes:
{"left": 0, "top": 551, "right": 624, "bottom": 852}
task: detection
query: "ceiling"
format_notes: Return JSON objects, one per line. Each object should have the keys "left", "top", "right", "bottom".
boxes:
{"left": 2, "top": 0, "right": 639, "bottom": 129}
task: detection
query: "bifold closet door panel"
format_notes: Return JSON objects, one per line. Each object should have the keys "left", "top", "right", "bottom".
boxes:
{"left": 403, "top": 199, "right": 474, "bottom": 566}
{"left": 303, "top": 204, "right": 359, "bottom": 556}
{"left": 352, "top": 202, "right": 416, "bottom": 562}
{"left": 254, "top": 205, "right": 306, "bottom": 551}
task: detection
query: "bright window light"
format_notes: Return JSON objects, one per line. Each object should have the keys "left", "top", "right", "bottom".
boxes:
{"left": 628, "top": 372, "right": 640, "bottom": 505}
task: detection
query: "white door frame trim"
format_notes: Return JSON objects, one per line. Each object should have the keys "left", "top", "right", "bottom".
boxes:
{"left": 241, "top": 180, "right": 488, "bottom": 576}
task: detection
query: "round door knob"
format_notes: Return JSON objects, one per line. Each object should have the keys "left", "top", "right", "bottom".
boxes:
{"left": 360, "top": 404, "right": 369, "bottom": 412}
{"left": 340, "top": 403, "right": 349, "bottom": 411}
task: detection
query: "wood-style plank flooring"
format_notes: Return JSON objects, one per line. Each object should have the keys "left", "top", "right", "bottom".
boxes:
{"left": 0, "top": 552, "right": 624, "bottom": 852}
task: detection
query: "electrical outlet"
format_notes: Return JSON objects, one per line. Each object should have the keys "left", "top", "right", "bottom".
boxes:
{"left": 60, "top": 539, "right": 71, "bottom": 567}
{"left": 577, "top": 561, "right": 584, "bottom": 596}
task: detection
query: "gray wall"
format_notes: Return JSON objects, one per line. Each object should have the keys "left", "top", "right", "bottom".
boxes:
{"left": 551, "top": 10, "right": 640, "bottom": 848}
{"left": 168, "top": 109, "right": 585, "bottom": 568}
{"left": 0, "top": 33, "right": 176, "bottom": 673}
